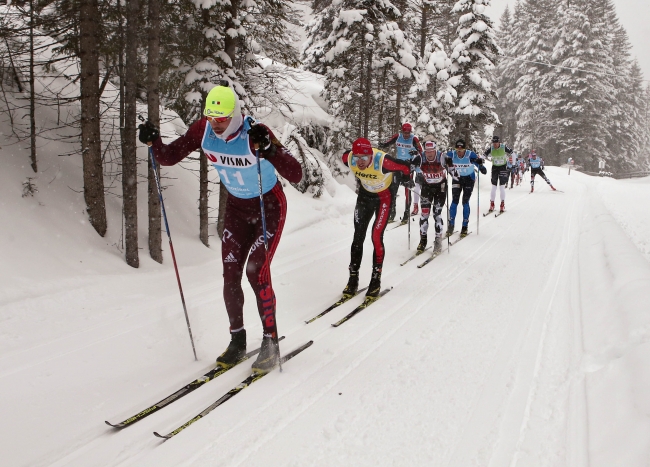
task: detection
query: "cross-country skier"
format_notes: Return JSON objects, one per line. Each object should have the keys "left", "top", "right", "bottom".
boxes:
{"left": 529, "top": 150, "right": 556, "bottom": 192}
{"left": 138, "top": 85, "right": 302, "bottom": 374}
{"left": 379, "top": 123, "right": 424, "bottom": 222}
{"left": 445, "top": 139, "right": 487, "bottom": 238}
{"left": 484, "top": 135, "right": 513, "bottom": 213}
{"left": 341, "top": 138, "right": 411, "bottom": 299}
{"left": 414, "top": 139, "right": 447, "bottom": 254}
{"left": 517, "top": 155, "right": 526, "bottom": 186}
{"left": 509, "top": 153, "right": 518, "bottom": 188}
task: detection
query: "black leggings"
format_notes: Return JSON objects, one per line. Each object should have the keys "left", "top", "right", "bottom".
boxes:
{"left": 419, "top": 182, "right": 447, "bottom": 238}
{"left": 531, "top": 167, "right": 551, "bottom": 186}
{"left": 350, "top": 189, "right": 394, "bottom": 271}
{"left": 491, "top": 165, "right": 510, "bottom": 186}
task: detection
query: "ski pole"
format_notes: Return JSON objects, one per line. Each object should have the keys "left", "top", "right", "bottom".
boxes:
{"left": 446, "top": 174, "right": 450, "bottom": 253}
{"left": 147, "top": 145, "right": 198, "bottom": 361}
{"left": 407, "top": 184, "right": 411, "bottom": 250}
{"left": 476, "top": 166, "right": 480, "bottom": 236}
{"left": 255, "top": 146, "right": 282, "bottom": 372}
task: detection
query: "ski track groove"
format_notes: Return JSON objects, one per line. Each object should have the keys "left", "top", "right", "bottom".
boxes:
{"left": 442, "top": 193, "right": 575, "bottom": 467}
{"left": 507, "top": 195, "right": 578, "bottom": 467}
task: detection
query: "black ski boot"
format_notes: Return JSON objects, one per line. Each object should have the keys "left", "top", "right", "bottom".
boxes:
{"left": 417, "top": 236, "right": 427, "bottom": 253}
{"left": 216, "top": 329, "right": 247, "bottom": 368}
{"left": 366, "top": 266, "right": 382, "bottom": 298}
{"left": 460, "top": 225, "right": 469, "bottom": 238}
{"left": 251, "top": 334, "right": 279, "bottom": 374}
{"left": 342, "top": 268, "right": 359, "bottom": 297}
{"left": 445, "top": 223, "right": 455, "bottom": 237}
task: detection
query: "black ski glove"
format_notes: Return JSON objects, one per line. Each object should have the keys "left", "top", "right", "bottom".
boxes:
{"left": 248, "top": 124, "right": 272, "bottom": 150}
{"left": 409, "top": 149, "right": 420, "bottom": 157}
{"left": 404, "top": 178, "right": 415, "bottom": 189}
{"left": 479, "top": 165, "right": 487, "bottom": 175}
{"left": 138, "top": 120, "right": 160, "bottom": 145}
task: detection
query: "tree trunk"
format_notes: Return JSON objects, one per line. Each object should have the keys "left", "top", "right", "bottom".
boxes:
{"left": 29, "top": 0, "right": 37, "bottom": 173}
{"left": 363, "top": 48, "right": 372, "bottom": 138}
{"left": 122, "top": 0, "right": 140, "bottom": 267}
{"left": 395, "top": 78, "right": 402, "bottom": 133}
{"left": 217, "top": 0, "right": 240, "bottom": 239}
{"left": 147, "top": 0, "right": 162, "bottom": 262}
{"left": 419, "top": 2, "right": 427, "bottom": 59}
{"left": 199, "top": 149, "right": 209, "bottom": 246}
{"left": 79, "top": 0, "right": 107, "bottom": 236}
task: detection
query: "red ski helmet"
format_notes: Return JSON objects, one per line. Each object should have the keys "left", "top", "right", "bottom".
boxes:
{"left": 352, "top": 138, "right": 373, "bottom": 156}
{"left": 402, "top": 123, "right": 412, "bottom": 133}
{"left": 424, "top": 141, "right": 436, "bottom": 150}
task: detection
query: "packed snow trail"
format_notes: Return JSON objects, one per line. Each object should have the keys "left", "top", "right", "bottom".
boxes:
{"left": 2, "top": 168, "right": 650, "bottom": 466}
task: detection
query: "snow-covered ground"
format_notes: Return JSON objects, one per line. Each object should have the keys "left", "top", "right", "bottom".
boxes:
{"left": 2, "top": 136, "right": 650, "bottom": 466}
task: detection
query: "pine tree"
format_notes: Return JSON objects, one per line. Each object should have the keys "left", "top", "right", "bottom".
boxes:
{"left": 545, "top": 0, "right": 612, "bottom": 169}
{"left": 447, "top": 0, "right": 499, "bottom": 148}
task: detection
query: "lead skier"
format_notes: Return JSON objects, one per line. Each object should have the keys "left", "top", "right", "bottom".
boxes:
{"left": 341, "top": 138, "right": 411, "bottom": 299}
{"left": 138, "top": 85, "right": 302, "bottom": 374}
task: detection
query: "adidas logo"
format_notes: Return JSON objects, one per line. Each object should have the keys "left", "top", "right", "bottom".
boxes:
{"left": 224, "top": 252, "right": 237, "bottom": 263}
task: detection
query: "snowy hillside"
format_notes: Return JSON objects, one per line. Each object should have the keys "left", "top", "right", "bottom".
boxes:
{"left": 2, "top": 148, "right": 650, "bottom": 465}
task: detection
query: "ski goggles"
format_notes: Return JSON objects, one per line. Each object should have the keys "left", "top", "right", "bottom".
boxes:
{"left": 352, "top": 154, "right": 372, "bottom": 162}
{"left": 205, "top": 111, "right": 234, "bottom": 123}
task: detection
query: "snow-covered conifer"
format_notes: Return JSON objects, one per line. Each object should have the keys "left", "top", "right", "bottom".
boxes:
{"left": 447, "top": 0, "right": 499, "bottom": 148}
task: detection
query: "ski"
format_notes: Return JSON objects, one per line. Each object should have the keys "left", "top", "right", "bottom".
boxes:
{"left": 153, "top": 341, "right": 313, "bottom": 440}
{"left": 331, "top": 288, "right": 392, "bottom": 327}
{"left": 417, "top": 250, "right": 444, "bottom": 268}
{"left": 305, "top": 287, "right": 368, "bottom": 324}
{"left": 400, "top": 246, "right": 432, "bottom": 266}
{"left": 482, "top": 210, "right": 495, "bottom": 217}
{"left": 495, "top": 211, "right": 506, "bottom": 218}
{"left": 106, "top": 336, "right": 285, "bottom": 429}
{"left": 390, "top": 220, "right": 409, "bottom": 230}
{"left": 450, "top": 231, "right": 472, "bottom": 245}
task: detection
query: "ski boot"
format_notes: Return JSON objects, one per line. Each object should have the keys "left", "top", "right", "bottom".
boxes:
{"left": 460, "top": 225, "right": 469, "bottom": 238}
{"left": 488, "top": 200, "right": 495, "bottom": 212}
{"left": 399, "top": 211, "right": 409, "bottom": 225}
{"left": 500, "top": 201, "right": 505, "bottom": 213}
{"left": 433, "top": 236, "right": 443, "bottom": 254}
{"left": 216, "top": 329, "right": 247, "bottom": 369}
{"left": 342, "top": 268, "right": 359, "bottom": 297}
{"left": 411, "top": 203, "right": 419, "bottom": 216}
{"left": 530, "top": 186, "right": 534, "bottom": 193}
{"left": 366, "top": 266, "right": 382, "bottom": 298}
{"left": 551, "top": 185, "right": 557, "bottom": 191}
{"left": 251, "top": 334, "right": 279, "bottom": 374}
{"left": 445, "top": 223, "right": 455, "bottom": 238}
{"left": 417, "top": 236, "right": 427, "bottom": 253}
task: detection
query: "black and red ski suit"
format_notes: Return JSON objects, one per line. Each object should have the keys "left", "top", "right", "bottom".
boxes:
{"left": 342, "top": 151, "right": 411, "bottom": 272}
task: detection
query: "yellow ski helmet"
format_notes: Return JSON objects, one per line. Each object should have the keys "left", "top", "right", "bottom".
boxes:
{"left": 204, "top": 86, "right": 236, "bottom": 118}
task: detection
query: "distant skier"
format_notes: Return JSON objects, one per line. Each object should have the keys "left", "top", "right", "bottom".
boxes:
{"left": 138, "top": 85, "right": 303, "bottom": 374}
{"left": 517, "top": 155, "right": 526, "bottom": 185}
{"left": 379, "top": 123, "right": 424, "bottom": 222}
{"left": 509, "top": 153, "right": 518, "bottom": 188}
{"left": 341, "top": 138, "right": 411, "bottom": 299}
{"left": 445, "top": 139, "right": 487, "bottom": 238}
{"left": 414, "top": 139, "right": 448, "bottom": 254}
{"left": 529, "top": 150, "right": 556, "bottom": 192}
{"left": 484, "top": 135, "right": 513, "bottom": 213}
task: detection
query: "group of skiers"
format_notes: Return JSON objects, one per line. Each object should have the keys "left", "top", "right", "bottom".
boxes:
{"left": 137, "top": 84, "right": 558, "bottom": 376}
